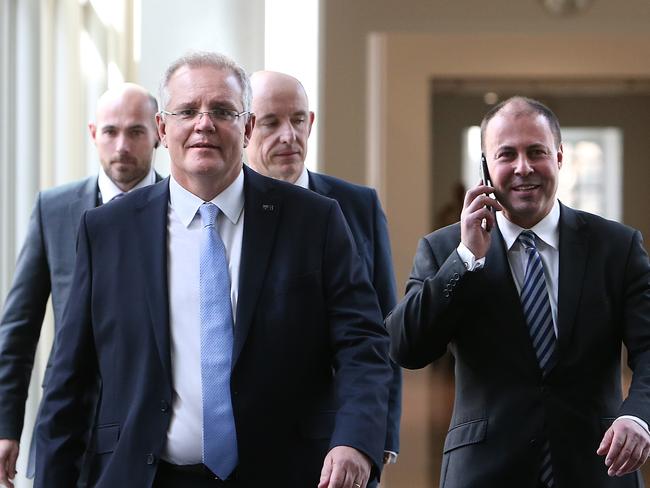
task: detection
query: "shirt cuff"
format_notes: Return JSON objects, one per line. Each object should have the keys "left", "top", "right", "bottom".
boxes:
{"left": 383, "top": 451, "right": 398, "bottom": 464}
{"left": 616, "top": 415, "right": 650, "bottom": 434}
{"left": 456, "top": 243, "right": 485, "bottom": 271}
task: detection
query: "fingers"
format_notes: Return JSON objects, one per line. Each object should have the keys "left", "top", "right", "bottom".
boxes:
{"left": 318, "top": 446, "right": 370, "bottom": 488}
{"left": 599, "top": 419, "right": 650, "bottom": 477}
{"left": 460, "top": 182, "right": 501, "bottom": 259}
{"left": 318, "top": 455, "right": 333, "bottom": 488}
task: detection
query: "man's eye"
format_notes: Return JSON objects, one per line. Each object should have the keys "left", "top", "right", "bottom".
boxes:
{"left": 211, "top": 108, "right": 233, "bottom": 119}
{"left": 260, "top": 120, "right": 278, "bottom": 128}
{"left": 178, "top": 109, "right": 197, "bottom": 118}
{"left": 292, "top": 117, "right": 306, "bottom": 125}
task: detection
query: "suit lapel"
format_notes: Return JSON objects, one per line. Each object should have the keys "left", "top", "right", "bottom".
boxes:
{"left": 556, "top": 203, "right": 588, "bottom": 356}
{"left": 67, "top": 176, "right": 99, "bottom": 231}
{"left": 483, "top": 225, "right": 541, "bottom": 375}
{"left": 134, "top": 179, "right": 172, "bottom": 383}
{"left": 233, "top": 167, "right": 281, "bottom": 367}
{"left": 308, "top": 170, "right": 331, "bottom": 196}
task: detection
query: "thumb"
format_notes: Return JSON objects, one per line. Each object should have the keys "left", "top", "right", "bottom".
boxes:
{"left": 597, "top": 427, "right": 614, "bottom": 455}
{"left": 318, "top": 455, "right": 333, "bottom": 488}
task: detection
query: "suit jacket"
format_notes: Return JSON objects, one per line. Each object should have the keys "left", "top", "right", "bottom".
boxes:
{"left": 0, "top": 176, "right": 97, "bottom": 440}
{"left": 34, "top": 166, "right": 392, "bottom": 488}
{"left": 309, "top": 170, "right": 401, "bottom": 454}
{"left": 0, "top": 173, "right": 163, "bottom": 441}
{"left": 387, "top": 203, "right": 650, "bottom": 488}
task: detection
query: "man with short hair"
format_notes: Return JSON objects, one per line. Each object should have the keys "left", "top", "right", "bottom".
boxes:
{"left": 387, "top": 96, "right": 650, "bottom": 487}
{"left": 35, "top": 52, "right": 391, "bottom": 488}
{"left": 246, "top": 70, "right": 402, "bottom": 476}
{"left": 0, "top": 82, "right": 160, "bottom": 487}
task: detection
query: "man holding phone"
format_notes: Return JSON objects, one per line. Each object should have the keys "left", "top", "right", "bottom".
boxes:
{"left": 387, "top": 96, "right": 650, "bottom": 487}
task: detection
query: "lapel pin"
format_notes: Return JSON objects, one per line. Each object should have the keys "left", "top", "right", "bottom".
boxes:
{"left": 262, "top": 204, "right": 275, "bottom": 212}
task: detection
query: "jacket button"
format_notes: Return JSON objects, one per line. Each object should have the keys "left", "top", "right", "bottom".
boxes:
{"left": 146, "top": 453, "right": 156, "bottom": 465}
{"left": 160, "top": 400, "right": 169, "bottom": 412}
{"left": 443, "top": 290, "right": 450, "bottom": 298}
{"left": 529, "top": 438, "right": 538, "bottom": 447}
{"left": 452, "top": 273, "right": 460, "bottom": 280}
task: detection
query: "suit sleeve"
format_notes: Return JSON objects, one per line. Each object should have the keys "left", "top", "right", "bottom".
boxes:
{"left": 0, "top": 193, "right": 52, "bottom": 440}
{"left": 369, "top": 190, "right": 402, "bottom": 455}
{"left": 322, "top": 200, "right": 392, "bottom": 477}
{"left": 386, "top": 236, "right": 470, "bottom": 370}
{"left": 619, "top": 230, "right": 650, "bottom": 422}
{"left": 34, "top": 211, "right": 97, "bottom": 487}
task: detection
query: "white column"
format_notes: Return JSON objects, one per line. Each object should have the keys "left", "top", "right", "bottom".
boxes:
{"left": 139, "top": 0, "right": 265, "bottom": 176}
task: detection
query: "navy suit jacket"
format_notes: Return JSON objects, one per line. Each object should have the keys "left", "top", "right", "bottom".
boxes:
{"left": 309, "top": 170, "right": 401, "bottom": 454}
{"left": 388, "top": 203, "right": 650, "bottom": 487}
{"left": 35, "top": 166, "right": 392, "bottom": 488}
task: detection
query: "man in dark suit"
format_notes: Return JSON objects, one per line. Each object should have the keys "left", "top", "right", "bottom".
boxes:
{"left": 245, "top": 71, "right": 401, "bottom": 477}
{"left": 0, "top": 83, "right": 160, "bottom": 487}
{"left": 387, "top": 96, "right": 650, "bottom": 487}
{"left": 34, "top": 52, "right": 391, "bottom": 488}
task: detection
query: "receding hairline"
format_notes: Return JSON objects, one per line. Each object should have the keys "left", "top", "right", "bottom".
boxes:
{"left": 96, "top": 83, "right": 158, "bottom": 116}
{"left": 480, "top": 96, "right": 562, "bottom": 152}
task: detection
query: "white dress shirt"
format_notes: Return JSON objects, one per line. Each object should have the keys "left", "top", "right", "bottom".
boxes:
{"left": 162, "top": 170, "right": 245, "bottom": 464}
{"left": 97, "top": 165, "right": 156, "bottom": 203}
{"left": 294, "top": 164, "right": 309, "bottom": 189}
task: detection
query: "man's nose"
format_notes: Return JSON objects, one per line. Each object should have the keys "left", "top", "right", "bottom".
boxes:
{"left": 116, "top": 134, "right": 130, "bottom": 153}
{"left": 279, "top": 122, "right": 296, "bottom": 143}
{"left": 514, "top": 154, "right": 533, "bottom": 175}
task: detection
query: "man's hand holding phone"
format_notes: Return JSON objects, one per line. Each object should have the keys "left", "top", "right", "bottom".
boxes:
{"left": 460, "top": 181, "right": 501, "bottom": 260}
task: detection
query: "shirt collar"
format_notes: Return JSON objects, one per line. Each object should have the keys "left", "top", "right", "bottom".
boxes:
{"left": 294, "top": 165, "right": 309, "bottom": 189}
{"left": 497, "top": 199, "right": 560, "bottom": 251}
{"left": 169, "top": 169, "right": 244, "bottom": 228}
{"left": 98, "top": 165, "right": 156, "bottom": 203}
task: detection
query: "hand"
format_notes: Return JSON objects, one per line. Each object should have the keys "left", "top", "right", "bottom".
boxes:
{"left": 460, "top": 181, "right": 501, "bottom": 259}
{"left": 0, "top": 439, "right": 19, "bottom": 488}
{"left": 318, "top": 445, "right": 371, "bottom": 488}
{"left": 597, "top": 418, "right": 650, "bottom": 476}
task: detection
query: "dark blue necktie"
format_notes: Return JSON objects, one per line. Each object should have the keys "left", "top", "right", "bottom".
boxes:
{"left": 519, "top": 230, "right": 556, "bottom": 488}
{"left": 198, "top": 202, "right": 237, "bottom": 479}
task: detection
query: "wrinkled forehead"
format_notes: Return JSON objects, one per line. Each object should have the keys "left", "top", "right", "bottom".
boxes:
{"left": 166, "top": 65, "right": 244, "bottom": 109}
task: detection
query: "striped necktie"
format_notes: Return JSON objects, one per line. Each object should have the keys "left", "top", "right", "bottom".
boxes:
{"left": 198, "top": 202, "right": 238, "bottom": 479}
{"left": 519, "top": 230, "right": 556, "bottom": 488}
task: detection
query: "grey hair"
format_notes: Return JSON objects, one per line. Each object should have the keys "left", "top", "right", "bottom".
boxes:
{"left": 158, "top": 51, "right": 251, "bottom": 112}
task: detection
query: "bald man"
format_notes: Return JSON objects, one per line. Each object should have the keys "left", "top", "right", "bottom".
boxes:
{"left": 0, "top": 83, "right": 160, "bottom": 487}
{"left": 246, "top": 71, "right": 402, "bottom": 479}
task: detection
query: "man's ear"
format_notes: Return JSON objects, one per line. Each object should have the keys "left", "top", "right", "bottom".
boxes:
{"left": 88, "top": 122, "right": 97, "bottom": 142}
{"left": 308, "top": 111, "right": 315, "bottom": 136}
{"left": 243, "top": 113, "right": 256, "bottom": 148}
{"left": 557, "top": 143, "right": 563, "bottom": 169}
{"left": 155, "top": 112, "right": 167, "bottom": 148}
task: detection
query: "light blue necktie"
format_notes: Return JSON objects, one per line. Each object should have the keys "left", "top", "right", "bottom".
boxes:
{"left": 198, "top": 202, "right": 238, "bottom": 479}
{"left": 519, "top": 230, "right": 556, "bottom": 488}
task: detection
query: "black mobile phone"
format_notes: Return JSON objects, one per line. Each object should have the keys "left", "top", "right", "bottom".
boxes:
{"left": 480, "top": 154, "right": 492, "bottom": 187}
{"left": 480, "top": 154, "right": 494, "bottom": 230}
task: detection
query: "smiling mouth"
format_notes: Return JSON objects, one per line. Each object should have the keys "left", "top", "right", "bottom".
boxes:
{"left": 513, "top": 184, "right": 540, "bottom": 191}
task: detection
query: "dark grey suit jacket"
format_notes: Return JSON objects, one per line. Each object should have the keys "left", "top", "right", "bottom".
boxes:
{"left": 0, "top": 173, "right": 162, "bottom": 441}
{"left": 388, "top": 203, "right": 650, "bottom": 488}
{"left": 0, "top": 176, "right": 98, "bottom": 440}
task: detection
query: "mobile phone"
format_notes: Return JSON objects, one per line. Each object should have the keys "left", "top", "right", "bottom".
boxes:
{"left": 480, "top": 154, "right": 494, "bottom": 231}
{"left": 480, "top": 154, "right": 492, "bottom": 187}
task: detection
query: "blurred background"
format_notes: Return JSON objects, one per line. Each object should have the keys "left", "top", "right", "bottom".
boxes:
{"left": 2, "top": 0, "right": 650, "bottom": 486}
